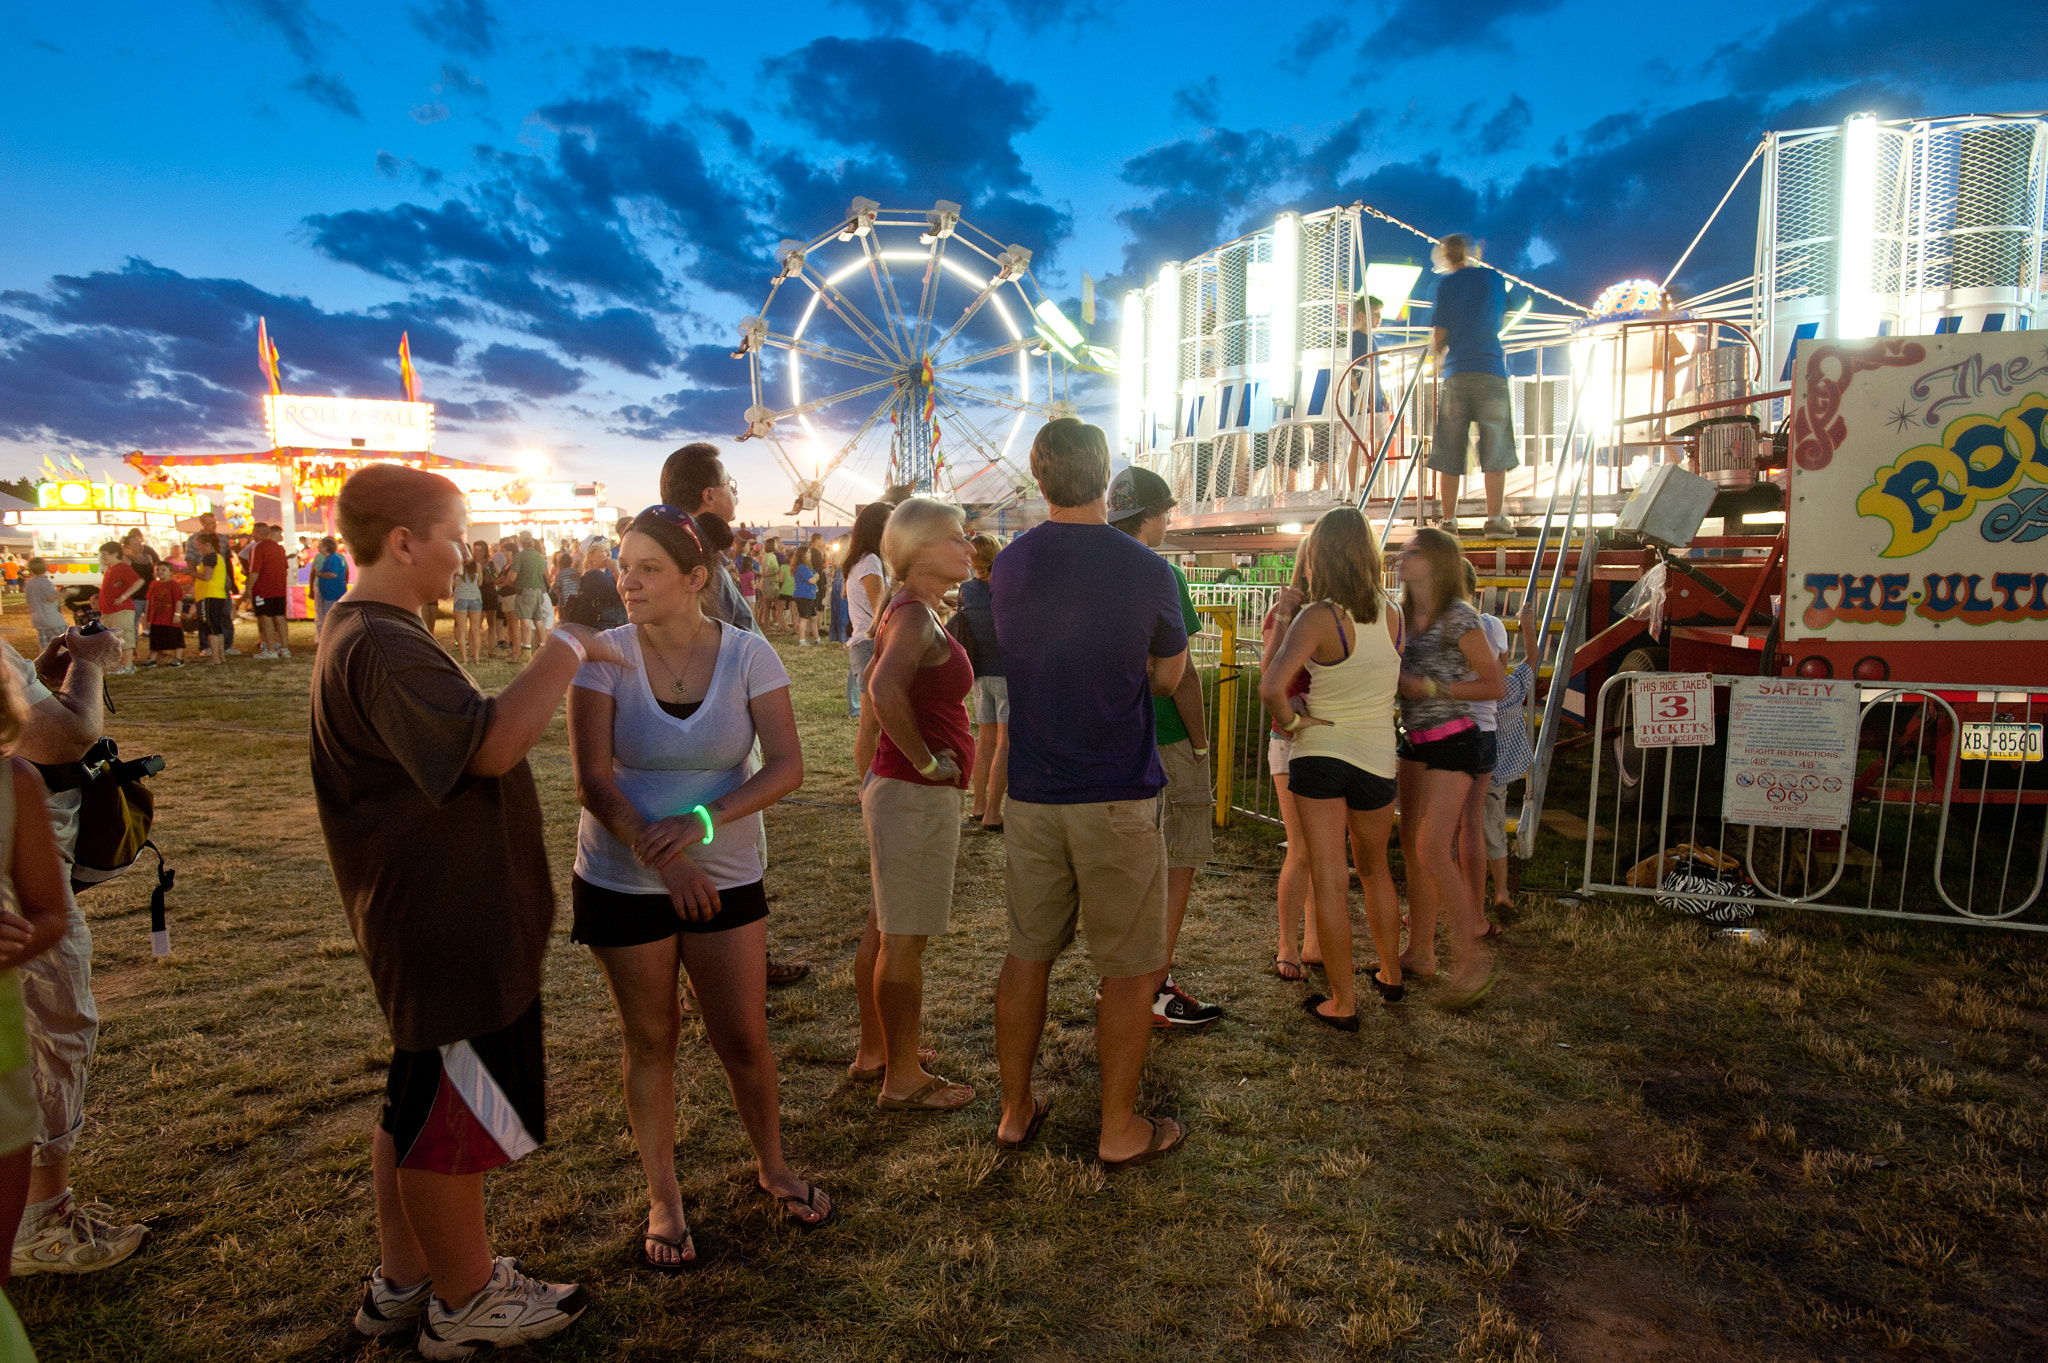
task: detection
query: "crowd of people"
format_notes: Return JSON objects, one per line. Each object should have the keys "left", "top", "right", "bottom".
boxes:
{"left": 290, "top": 419, "right": 1538, "bottom": 1356}
{"left": 0, "top": 409, "right": 1534, "bottom": 1357}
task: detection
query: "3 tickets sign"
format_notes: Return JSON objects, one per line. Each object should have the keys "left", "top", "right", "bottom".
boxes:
{"left": 1787, "top": 332, "right": 2048, "bottom": 644}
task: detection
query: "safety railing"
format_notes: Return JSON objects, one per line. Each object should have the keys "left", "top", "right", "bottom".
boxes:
{"left": 1579, "top": 672, "right": 2047, "bottom": 930}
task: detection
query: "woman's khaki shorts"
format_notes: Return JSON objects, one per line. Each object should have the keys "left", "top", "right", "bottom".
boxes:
{"left": 1003, "top": 797, "right": 1168, "bottom": 979}
{"left": 862, "top": 775, "right": 962, "bottom": 937}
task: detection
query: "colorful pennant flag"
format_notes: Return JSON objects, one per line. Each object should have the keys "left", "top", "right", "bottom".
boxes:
{"left": 256, "top": 317, "right": 282, "bottom": 396}
{"left": 398, "top": 332, "right": 422, "bottom": 403}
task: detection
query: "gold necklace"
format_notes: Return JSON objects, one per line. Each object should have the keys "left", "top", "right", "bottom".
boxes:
{"left": 642, "top": 621, "right": 709, "bottom": 697}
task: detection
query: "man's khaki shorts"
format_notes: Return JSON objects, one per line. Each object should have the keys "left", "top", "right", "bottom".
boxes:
{"left": 1158, "top": 738, "right": 1214, "bottom": 870}
{"left": 1003, "top": 796, "right": 1168, "bottom": 979}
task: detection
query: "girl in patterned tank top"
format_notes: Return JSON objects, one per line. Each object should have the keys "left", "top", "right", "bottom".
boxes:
{"left": 1394, "top": 527, "right": 1505, "bottom": 1007}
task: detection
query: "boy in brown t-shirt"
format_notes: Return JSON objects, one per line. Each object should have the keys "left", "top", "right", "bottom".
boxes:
{"left": 309, "top": 464, "right": 622, "bottom": 1359}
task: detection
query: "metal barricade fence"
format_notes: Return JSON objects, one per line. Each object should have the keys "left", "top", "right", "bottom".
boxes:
{"left": 1581, "top": 673, "right": 2047, "bottom": 931}
{"left": 1188, "top": 584, "right": 1284, "bottom": 828}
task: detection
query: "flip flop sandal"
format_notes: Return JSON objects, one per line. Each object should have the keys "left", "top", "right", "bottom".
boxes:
{"left": 639, "top": 1222, "right": 697, "bottom": 1273}
{"left": 1100, "top": 1116, "right": 1188, "bottom": 1172}
{"left": 760, "top": 1181, "right": 835, "bottom": 1230}
{"left": 766, "top": 957, "right": 811, "bottom": 987}
{"left": 1365, "top": 961, "right": 1438, "bottom": 981}
{"left": 1274, "top": 957, "right": 1306, "bottom": 982}
{"left": 877, "top": 1075, "right": 974, "bottom": 1112}
{"left": 996, "top": 1093, "right": 1052, "bottom": 1151}
{"left": 846, "top": 1047, "right": 939, "bottom": 1082}
{"left": 1438, "top": 963, "right": 1503, "bottom": 1011}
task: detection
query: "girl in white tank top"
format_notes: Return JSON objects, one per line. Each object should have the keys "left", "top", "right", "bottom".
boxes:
{"left": 1289, "top": 596, "right": 1402, "bottom": 778}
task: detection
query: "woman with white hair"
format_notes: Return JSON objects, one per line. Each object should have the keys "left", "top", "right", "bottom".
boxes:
{"left": 849, "top": 497, "right": 977, "bottom": 1112}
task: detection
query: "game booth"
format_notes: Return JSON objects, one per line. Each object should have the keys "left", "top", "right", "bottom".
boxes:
{"left": 126, "top": 394, "right": 527, "bottom": 617}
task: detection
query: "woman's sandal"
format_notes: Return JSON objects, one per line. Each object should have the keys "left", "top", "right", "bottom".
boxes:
{"left": 1274, "top": 956, "right": 1306, "bottom": 982}
{"left": 1437, "top": 963, "right": 1502, "bottom": 1011}
{"left": 1099, "top": 1115, "right": 1187, "bottom": 1172}
{"left": 1299, "top": 994, "right": 1361, "bottom": 1032}
{"left": 1368, "top": 972, "right": 1406, "bottom": 1004}
{"left": 759, "top": 1180, "right": 835, "bottom": 1230}
{"left": 639, "top": 1220, "right": 696, "bottom": 1273}
{"left": 1478, "top": 921, "right": 1506, "bottom": 940}
{"left": 846, "top": 1047, "right": 939, "bottom": 1082}
{"left": 996, "top": 1093, "right": 1052, "bottom": 1151}
{"left": 876, "top": 1075, "right": 974, "bottom": 1112}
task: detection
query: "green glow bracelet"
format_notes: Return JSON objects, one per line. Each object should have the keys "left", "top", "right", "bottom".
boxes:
{"left": 692, "top": 804, "right": 715, "bottom": 845}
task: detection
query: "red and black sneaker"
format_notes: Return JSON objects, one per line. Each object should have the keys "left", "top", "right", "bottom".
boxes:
{"left": 1152, "top": 977, "right": 1222, "bottom": 1029}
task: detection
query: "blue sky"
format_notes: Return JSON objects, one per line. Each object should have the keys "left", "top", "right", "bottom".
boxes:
{"left": 3, "top": 0, "right": 2045, "bottom": 520}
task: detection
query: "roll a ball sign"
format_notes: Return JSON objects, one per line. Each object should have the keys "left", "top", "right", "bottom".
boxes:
{"left": 1784, "top": 332, "right": 2048, "bottom": 685}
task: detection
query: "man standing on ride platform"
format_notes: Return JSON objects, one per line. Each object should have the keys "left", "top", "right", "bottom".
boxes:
{"left": 991, "top": 418, "right": 1192, "bottom": 1170}
{"left": 1429, "top": 234, "right": 1517, "bottom": 539}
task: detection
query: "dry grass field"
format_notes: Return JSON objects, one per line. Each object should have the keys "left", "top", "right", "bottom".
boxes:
{"left": 5, "top": 611, "right": 2048, "bottom": 1361}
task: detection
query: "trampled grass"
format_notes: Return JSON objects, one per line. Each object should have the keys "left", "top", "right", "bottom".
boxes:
{"left": 6, "top": 612, "right": 2048, "bottom": 1360}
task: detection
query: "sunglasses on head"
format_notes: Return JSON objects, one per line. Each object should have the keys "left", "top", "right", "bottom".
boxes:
{"left": 635, "top": 504, "right": 706, "bottom": 553}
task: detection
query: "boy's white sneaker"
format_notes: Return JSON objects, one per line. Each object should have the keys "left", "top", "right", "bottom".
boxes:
{"left": 354, "top": 1267, "right": 434, "bottom": 1336}
{"left": 11, "top": 1195, "right": 150, "bottom": 1276}
{"left": 416, "top": 1256, "right": 588, "bottom": 1359}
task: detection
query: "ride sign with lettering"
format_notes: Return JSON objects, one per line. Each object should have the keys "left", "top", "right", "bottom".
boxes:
{"left": 1786, "top": 331, "right": 2048, "bottom": 644}
{"left": 1631, "top": 674, "right": 1716, "bottom": 747}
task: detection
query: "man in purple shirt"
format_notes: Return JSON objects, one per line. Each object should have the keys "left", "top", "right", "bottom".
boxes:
{"left": 990, "top": 419, "right": 1192, "bottom": 1170}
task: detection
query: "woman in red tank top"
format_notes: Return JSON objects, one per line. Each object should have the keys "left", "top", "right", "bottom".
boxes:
{"left": 850, "top": 498, "right": 977, "bottom": 1113}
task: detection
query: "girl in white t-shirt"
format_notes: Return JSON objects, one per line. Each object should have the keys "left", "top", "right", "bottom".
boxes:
{"left": 567, "top": 506, "right": 831, "bottom": 1268}
{"left": 841, "top": 501, "right": 890, "bottom": 718}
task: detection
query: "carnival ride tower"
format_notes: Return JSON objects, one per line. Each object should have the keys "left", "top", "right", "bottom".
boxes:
{"left": 1757, "top": 113, "right": 2047, "bottom": 383}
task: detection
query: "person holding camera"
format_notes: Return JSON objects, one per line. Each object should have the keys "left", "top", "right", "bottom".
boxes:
{"left": 848, "top": 498, "right": 977, "bottom": 1114}
{"left": 2, "top": 627, "right": 152, "bottom": 1276}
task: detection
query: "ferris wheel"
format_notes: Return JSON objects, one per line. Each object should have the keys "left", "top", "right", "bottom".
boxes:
{"left": 734, "top": 198, "right": 1111, "bottom": 517}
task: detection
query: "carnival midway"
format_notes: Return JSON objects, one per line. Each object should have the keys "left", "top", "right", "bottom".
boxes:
{"left": 0, "top": 103, "right": 2043, "bottom": 1363}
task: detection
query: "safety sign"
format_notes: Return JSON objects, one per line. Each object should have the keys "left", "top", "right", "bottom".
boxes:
{"left": 1723, "top": 678, "right": 1859, "bottom": 829}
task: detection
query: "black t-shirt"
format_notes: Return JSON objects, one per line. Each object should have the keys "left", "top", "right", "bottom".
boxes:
{"left": 308, "top": 602, "right": 554, "bottom": 1048}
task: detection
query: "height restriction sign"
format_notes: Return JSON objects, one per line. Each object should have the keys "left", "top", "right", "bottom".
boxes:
{"left": 1631, "top": 674, "right": 1716, "bottom": 747}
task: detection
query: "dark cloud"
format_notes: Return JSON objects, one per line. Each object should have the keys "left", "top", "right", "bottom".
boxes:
{"left": 1173, "top": 77, "right": 1220, "bottom": 125}
{"left": 765, "top": 39, "right": 1043, "bottom": 196}
{"left": 29, "top": 38, "right": 64, "bottom": 54}
{"left": 290, "top": 70, "right": 362, "bottom": 119}
{"left": 1108, "top": 126, "right": 1312, "bottom": 288}
{"left": 582, "top": 46, "right": 709, "bottom": 91}
{"left": 1290, "top": 15, "right": 1349, "bottom": 62}
{"left": 474, "top": 343, "right": 584, "bottom": 398}
{"left": 1715, "top": 0, "right": 2048, "bottom": 92}
{"left": 1360, "top": 0, "right": 1565, "bottom": 60}
{"left": 544, "top": 307, "right": 675, "bottom": 377}
{"left": 609, "top": 344, "right": 752, "bottom": 441}
{"left": 374, "top": 151, "right": 445, "bottom": 187}
{"left": 434, "top": 397, "right": 517, "bottom": 423}
{"left": 0, "top": 259, "right": 464, "bottom": 448}
{"left": 410, "top": 100, "right": 451, "bottom": 124}
{"left": 436, "top": 61, "right": 487, "bottom": 98}
{"left": 1472, "top": 95, "right": 1532, "bottom": 155}
{"left": 407, "top": 0, "right": 496, "bottom": 57}
{"left": 828, "top": 0, "right": 1103, "bottom": 35}
{"left": 218, "top": 0, "right": 362, "bottom": 118}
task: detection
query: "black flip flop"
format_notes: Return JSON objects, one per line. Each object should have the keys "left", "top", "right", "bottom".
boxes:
{"left": 996, "top": 1093, "right": 1052, "bottom": 1151}
{"left": 760, "top": 1180, "right": 835, "bottom": 1230}
{"left": 1274, "top": 956, "right": 1306, "bottom": 982}
{"left": 1300, "top": 993, "right": 1361, "bottom": 1032}
{"left": 639, "top": 1222, "right": 696, "bottom": 1273}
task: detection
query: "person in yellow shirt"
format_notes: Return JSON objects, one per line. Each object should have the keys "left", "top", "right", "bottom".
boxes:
{"left": 192, "top": 534, "right": 231, "bottom": 666}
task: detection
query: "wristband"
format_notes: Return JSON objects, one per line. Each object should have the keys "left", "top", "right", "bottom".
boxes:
{"left": 1282, "top": 713, "right": 1306, "bottom": 733}
{"left": 549, "top": 628, "right": 587, "bottom": 663}
{"left": 1192, "top": 747, "right": 1209, "bottom": 759}
{"left": 691, "top": 803, "right": 715, "bottom": 846}
{"left": 918, "top": 754, "right": 944, "bottom": 776}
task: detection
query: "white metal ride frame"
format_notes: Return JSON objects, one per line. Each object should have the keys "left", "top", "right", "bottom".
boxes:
{"left": 735, "top": 199, "right": 1077, "bottom": 517}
